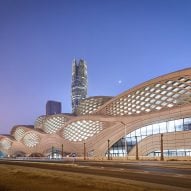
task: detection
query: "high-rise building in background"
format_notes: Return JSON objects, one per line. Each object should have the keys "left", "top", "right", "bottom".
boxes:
{"left": 46, "top": 100, "right": 62, "bottom": 115}
{"left": 71, "top": 59, "right": 88, "bottom": 113}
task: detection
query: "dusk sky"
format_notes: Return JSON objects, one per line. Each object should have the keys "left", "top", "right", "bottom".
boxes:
{"left": 0, "top": 0, "right": 191, "bottom": 134}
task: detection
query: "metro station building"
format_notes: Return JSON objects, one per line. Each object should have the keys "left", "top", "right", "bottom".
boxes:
{"left": 0, "top": 68, "right": 191, "bottom": 159}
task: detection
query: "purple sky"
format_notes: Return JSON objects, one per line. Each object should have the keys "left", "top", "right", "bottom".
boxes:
{"left": 0, "top": 0, "right": 191, "bottom": 134}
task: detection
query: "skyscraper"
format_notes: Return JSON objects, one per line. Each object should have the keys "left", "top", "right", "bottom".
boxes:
{"left": 71, "top": 59, "right": 88, "bottom": 113}
{"left": 46, "top": 100, "right": 62, "bottom": 115}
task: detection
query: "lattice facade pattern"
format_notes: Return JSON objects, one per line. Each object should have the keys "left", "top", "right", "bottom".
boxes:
{"left": 23, "top": 132, "right": 40, "bottom": 148}
{"left": 0, "top": 138, "right": 12, "bottom": 150}
{"left": 34, "top": 116, "right": 46, "bottom": 129}
{"left": 14, "top": 128, "right": 25, "bottom": 141}
{"left": 43, "top": 116, "right": 68, "bottom": 134}
{"left": 63, "top": 120, "right": 103, "bottom": 142}
{"left": 103, "top": 77, "right": 191, "bottom": 116}
{"left": 76, "top": 96, "right": 112, "bottom": 115}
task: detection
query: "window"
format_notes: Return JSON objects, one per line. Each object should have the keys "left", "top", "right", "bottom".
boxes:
{"left": 135, "top": 129, "right": 141, "bottom": 136}
{"left": 153, "top": 124, "right": 159, "bottom": 134}
{"left": 184, "top": 118, "right": 191, "bottom": 130}
{"left": 175, "top": 119, "right": 183, "bottom": 131}
{"left": 167, "top": 120, "right": 175, "bottom": 132}
{"left": 159, "top": 122, "right": 167, "bottom": 133}
{"left": 141, "top": 126, "right": 147, "bottom": 136}
{"left": 147, "top": 125, "right": 152, "bottom": 135}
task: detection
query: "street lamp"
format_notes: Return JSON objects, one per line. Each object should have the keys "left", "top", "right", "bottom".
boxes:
{"left": 61, "top": 144, "right": 64, "bottom": 158}
{"left": 84, "top": 142, "right": 86, "bottom": 160}
{"left": 52, "top": 146, "right": 54, "bottom": 159}
{"left": 107, "top": 139, "right": 110, "bottom": 160}
{"left": 160, "top": 134, "right": 164, "bottom": 161}
{"left": 135, "top": 136, "right": 139, "bottom": 160}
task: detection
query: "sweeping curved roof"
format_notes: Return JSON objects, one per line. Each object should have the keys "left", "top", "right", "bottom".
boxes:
{"left": 96, "top": 68, "right": 191, "bottom": 116}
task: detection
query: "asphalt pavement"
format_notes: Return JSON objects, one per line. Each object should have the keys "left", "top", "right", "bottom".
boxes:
{"left": 0, "top": 159, "right": 191, "bottom": 190}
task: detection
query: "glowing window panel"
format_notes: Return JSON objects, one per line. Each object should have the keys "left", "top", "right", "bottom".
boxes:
{"left": 173, "top": 82, "right": 180, "bottom": 86}
{"left": 179, "top": 84, "right": 185, "bottom": 88}
{"left": 161, "top": 90, "right": 167, "bottom": 95}
{"left": 161, "top": 85, "right": 167, "bottom": 89}
{"left": 150, "top": 88, "right": 155, "bottom": 92}
{"left": 155, "top": 84, "right": 161, "bottom": 88}
{"left": 166, "top": 80, "right": 173, "bottom": 84}
{"left": 167, "top": 86, "right": 173, "bottom": 90}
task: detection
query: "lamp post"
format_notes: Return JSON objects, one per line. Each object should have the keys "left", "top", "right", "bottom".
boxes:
{"left": 135, "top": 136, "right": 139, "bottom": 160}
{"left": 160, "top": 134, "right": 164, "bottom": 161}
{"left": 61, "top": 144, "right": 64, "bottom": 158}
{"left": 52, "top": 146, "right": 54, "bottom": 159}
{"left": 107, "top": 139, "right": 110, "bottom": 160}
{"left": 84, "top": 142, "right": 86, "bottom": 160}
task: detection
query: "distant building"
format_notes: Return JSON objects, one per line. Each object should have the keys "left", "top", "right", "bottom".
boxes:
{"left": 46, "top": 101, "right": 62, "bottom": 115}
{"left": 71, "top": 59, "right": 88, "bottom": 113}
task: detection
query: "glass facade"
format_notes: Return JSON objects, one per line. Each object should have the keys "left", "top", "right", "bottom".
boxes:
{"left": 109, "top": 117, "right": 191, "bottom": 157}
{"left": 46, "top": 101, "right": 62, "bottom": 115}
{"left": 71, "top": 59, "right": 88, "bottom": 113}
{"left": 148, "top": 149, "right": 191, "bottom": 157}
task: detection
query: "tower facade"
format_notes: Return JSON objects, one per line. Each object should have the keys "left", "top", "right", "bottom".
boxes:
{"left": 71, "top": 59, "right": 88, "bottom": 113}
{"left": 46, "top": 100, "right": 62, "bottom": 115}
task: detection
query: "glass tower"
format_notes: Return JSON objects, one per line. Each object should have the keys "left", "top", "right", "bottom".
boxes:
{"left": 71, "top": 59, "right": 88, "bottom": 113}
{"left": 46, "top": 100, "right": 62, "bottom": 115}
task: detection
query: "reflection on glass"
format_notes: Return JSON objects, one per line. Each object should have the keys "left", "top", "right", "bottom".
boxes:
{"left": 159, "top": 122, "right": 166, "bottom": 133}
{"left": 167, "top": 120, "right": 175, "bottom": 132}
{"left": 148, "top": 149, "right": 191, "bottom": 157}
{"left": 108, "top": 117, "right": 191, "bottom": 157}
{"left": 147, "top": 125, "right": 152, "bottom": 135}
{"left": 141, "top": 126, "right": 147, "bottom": 136}
{"left": 184, "top": 118, "right": 191, "bottom": 130}
{"left": 175, "top": 119, "right": 183, "bottom": 131}
{"left": 153, "top": 124, "right": 160, "bottom": 134}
